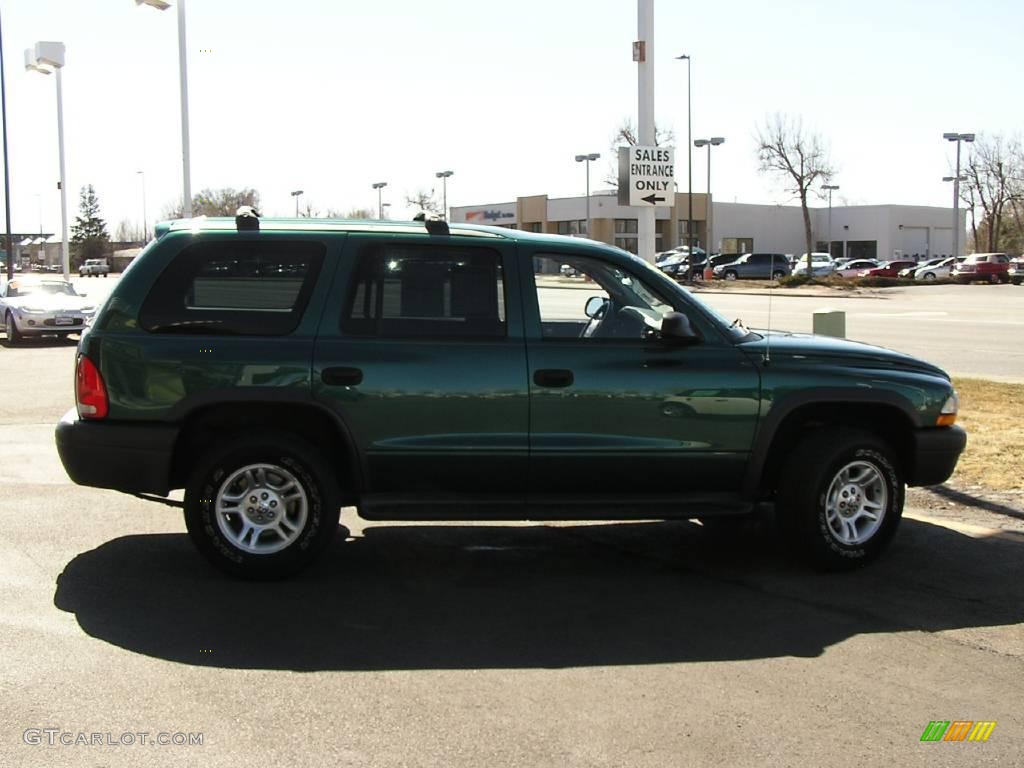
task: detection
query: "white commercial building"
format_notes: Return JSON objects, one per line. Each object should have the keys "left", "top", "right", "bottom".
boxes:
{"left": 451, "top": 193, "right": 966, "bottom": 262}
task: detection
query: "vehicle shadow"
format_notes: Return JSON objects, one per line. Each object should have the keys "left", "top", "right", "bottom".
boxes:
{"left": 53, "top": 516, "right": 1023, "bottom": 671}
{"left": 1, "top": 334, "right": 79, "bottom": 348}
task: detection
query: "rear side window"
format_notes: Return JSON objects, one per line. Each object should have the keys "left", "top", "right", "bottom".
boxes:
{"left": 140, "top": 240, "right": 325, "bottom": 335}
{"left": 343, "top": 244, "right": 506, "bottom": 338}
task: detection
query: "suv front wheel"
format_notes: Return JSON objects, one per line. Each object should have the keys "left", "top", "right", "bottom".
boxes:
{"left": 777, "top": 428, "right": 903, "bottom": 570}
{"left": 184, "top": 431, "right": 341, "bottom": 578}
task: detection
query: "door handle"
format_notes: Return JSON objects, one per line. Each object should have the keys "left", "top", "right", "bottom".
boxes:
{"left": 321, "top": 366, "right": 363, "bottom": 386}
{"left": 533, "top": 369, "right": 574, "bottom": 388}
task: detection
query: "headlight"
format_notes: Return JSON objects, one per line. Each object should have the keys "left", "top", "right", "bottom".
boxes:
{"left": 81, "top": 306, "right": 95, "bottom": 313}
{"left": 20, "top": 306, "right": 46, "bottom": 314}
{"left": 937, "top": 391, "right": 959, "bottom": 426}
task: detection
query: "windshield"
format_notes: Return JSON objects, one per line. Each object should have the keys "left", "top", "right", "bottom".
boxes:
{"left": 6, "top": 281, "right": 79, "bottom": 298}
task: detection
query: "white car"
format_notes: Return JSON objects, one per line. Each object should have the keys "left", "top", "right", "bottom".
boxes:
{"left": 1, "top": 278, "right": 96, "bottom": 345}
{"left": 915, "top": 256, "right": 959, "bottom": 281}
{"left": 791, "top": 253, "right": 835, "bottom": 277}
{"left": 833, "top": 259, "right": 879, "bottom": 278}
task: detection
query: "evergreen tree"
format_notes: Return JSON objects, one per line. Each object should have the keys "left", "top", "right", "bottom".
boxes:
{"left": 70, "top": 185, "right": 111, "bottom": 266}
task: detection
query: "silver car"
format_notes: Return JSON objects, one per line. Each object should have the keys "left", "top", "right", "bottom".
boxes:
{"left": 1, "top": 278, "right": 96, "bottom": 344}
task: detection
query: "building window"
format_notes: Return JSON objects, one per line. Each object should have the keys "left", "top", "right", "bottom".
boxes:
{"left": 523, "top": 222, "right": 542, "bottom": 233}
{"left": 614, "top": 219, "right": 638, "bottom": 234}
{"left": 614, "top": 238, "right": 639, "bottom": 254}
{"left": 556, "top": 220, "right": 587, "bottom": 236}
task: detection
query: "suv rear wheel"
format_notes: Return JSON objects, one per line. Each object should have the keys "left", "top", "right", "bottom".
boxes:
{"left": 777, "top": 428, "right": 903, "bottom": 570}
{"left": 184, "top": 431, "right": 340, "bottom": 578}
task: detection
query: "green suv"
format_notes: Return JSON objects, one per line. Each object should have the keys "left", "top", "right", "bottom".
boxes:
{"left": 55, "top": 212, "right": 966, "bottom": 577}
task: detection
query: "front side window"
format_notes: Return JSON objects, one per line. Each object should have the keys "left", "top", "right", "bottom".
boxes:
{"left": 139, "top": 240, "right": 325, "bottom": 335}
{"left": 532, "top": 254, "right": 674, "bottom": 340}
{"left": 343, "top": 244, "right": 506, "bottom": 338}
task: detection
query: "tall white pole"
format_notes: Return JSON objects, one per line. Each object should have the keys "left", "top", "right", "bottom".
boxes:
{"left": 585, "top": 159, "right": 591, "bottom": 237}
{"left": 637, "top": 0, "right": 656, "bottom": 262}
{"left": 952, "top": 141, "right": 961, "bottom": 259}
{"left": 177, "top": 0, "right": 192, "bottom": 217}
{"left": 55, "top": 67, "right": 69, "bottom": 280}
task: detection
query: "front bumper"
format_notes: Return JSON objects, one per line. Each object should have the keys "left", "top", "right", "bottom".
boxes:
{"left": 55, "top": 409, "right": 179, "bottom": 495}
{"left": 907, "top": 425, "right": 967, "bottom": 487}
{"left": 11, "top": 310, "right": 93, "bottom": 334}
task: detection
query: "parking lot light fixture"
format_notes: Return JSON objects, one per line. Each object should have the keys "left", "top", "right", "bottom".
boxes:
{"left": 24, "top": 41, "right": 69, "bottom": 281}
{"left": 822, "top": 184, "right": 840, "bottom": 258}
{"left": 136, "top": 0, "right": 192, "bottom": 217}
{"left": 290, "top": 190, "right": 304, "bottom": 217}
{"left": 694, "top": 138, "right": 725, "bottom": 258}
{"left": 574, "top": 153, "right": 600, "bottom": 237}
{"left": 943, "top": 132, "right": 975, "bottom": 259}
{"left": 435, "top": 171, "right": 454, "bottom": 220}
{"left": 372, "top": 182, "right": 388, "bottom": 219}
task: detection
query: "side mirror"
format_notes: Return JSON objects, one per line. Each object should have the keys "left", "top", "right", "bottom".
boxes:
{"left": 584, "top": 296, "right": 608, "bottom": 319}
{"left": 660, "top": 312, "right": 701, "bottom": 344}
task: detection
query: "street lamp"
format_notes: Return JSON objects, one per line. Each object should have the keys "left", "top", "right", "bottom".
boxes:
{"left": 137, "top": 171, "right": 147, "bottom": 242}
{"left": 574, "top": 153, "right": 600, "bottom": 237}
{"left": 821, "top": 184, "right": 839, "bottom": 258}
{"left": 24, "top": 41, "right": 69, "bottom": 281}
{"left": 693, "top": 137, "right": 724, "bottom": 256}
{"left": 290, "top": 190, "right": 304, "bottom": 217}
{"left": 372, "top": 181, "right": 387, "bottom": 219}
{"left": 1, "top": 10, "right": 14, "bottom": 282}
{"left": 943, "top": 132, "right": 975, "bottom": 258}
{"left": 435, "top": 170, "right": 454, "bottom": 220}
{"left": 675, "top": 54, "right": 693, "bottom": 252}
{"left": 136, "top": 0, "right": 192, "bottom": 217}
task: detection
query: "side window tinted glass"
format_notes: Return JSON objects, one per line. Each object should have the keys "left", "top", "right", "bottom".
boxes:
{"left": 343, "top": 245, "right": 506, "bottom": 338}
{"left": 139, "top": 240, "right": 325, "bottom": 335}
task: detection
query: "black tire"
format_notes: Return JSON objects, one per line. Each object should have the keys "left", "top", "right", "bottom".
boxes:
{"left": 1012, "top": 277, "right": 1022, "bottom": 286}
{"left": 724, "top": 270, "right": 738, "bottom": 281}
{"left": 4, "top": 312, "right": 21, "bottom": 346}
{"left": 923, "top": 272, "right": 936, "bottom": 281}
{"left": 184, "top": 431, "right": 341, "bottom": 578}
{"left": 771, "top": 270, "right": 785, "bottom": 280}
{"left": 776, "top": 428, "right": 903, "bottom": 571}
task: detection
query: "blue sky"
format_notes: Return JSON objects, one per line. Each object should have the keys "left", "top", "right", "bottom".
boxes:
{"left": 3, "top": 0, "right": 1021, "bottom": 233}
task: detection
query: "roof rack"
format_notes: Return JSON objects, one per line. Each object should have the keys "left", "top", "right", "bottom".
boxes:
{"left": 235, "top": 206, "right": 260, "bottom": 231}
{"left": 412, "top": 211, "right": 449, "bottom": 236}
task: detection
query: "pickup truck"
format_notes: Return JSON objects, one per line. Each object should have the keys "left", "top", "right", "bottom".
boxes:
{"left": 54, "top": 211, "right": 966, "bottom": 578}
{"left": 952, "top": 253, "right": 1010, "bottom": 284}
{"left": 78, "top": 259, "right": 110, "bottom": 277}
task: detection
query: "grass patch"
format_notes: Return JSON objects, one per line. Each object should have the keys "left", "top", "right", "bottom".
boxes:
{"left": 776, "top": 275, "right": 955, "bottom": 289}
{"left": 950, "top": 377, "right": 1023, "bottom": 491}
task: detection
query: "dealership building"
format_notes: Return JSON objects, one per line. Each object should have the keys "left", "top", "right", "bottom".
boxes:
{"left": 451, "top": 193, "right": 965, "bottom": 262}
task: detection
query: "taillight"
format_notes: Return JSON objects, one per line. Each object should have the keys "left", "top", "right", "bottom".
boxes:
{"left": 76, "top": 354, "right": 108, "bottom": 420}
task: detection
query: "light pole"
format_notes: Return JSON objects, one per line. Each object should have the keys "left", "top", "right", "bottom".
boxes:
{"left": 694, "top": 137, "right": 724, "bottom": 256}
{"left": 25, "top": 41, "right": 69, "bottom": 281}
{"left": 290, "top": 190, "right": 304, "bottom": 217}
{"left": 675, "top": 54, "right": 692, "bottom": 252}
{"left": 137, "top": 171, "right": 147, "bottom": 242}
{"left": 136, "top": 0, "right": 192, "bottom": 217}
{"left": 574, "top": 153, "right": 600, "bottom": 237}
{"left": 943, "top": 132, "right": 974, "bottom": 259}
{"left": 372, "top": 182, "right": 387, "bottom": 219}
{"left": 942, "top": 175, "right": 966, "bottom": 256}
{"left": 435, "top": 170, "right": 453, "bottom": 219}
{"left": 1, "top": 9, "right": 14, "bottom": 282}
{"left": 822, "top": 184, "right": 839, "bottom": 258}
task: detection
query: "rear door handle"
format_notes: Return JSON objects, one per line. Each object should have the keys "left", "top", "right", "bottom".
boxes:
{"left": 321, "top": 366, "right": 363, "bottom": 386}
{"left": 533, "top": 369, "right": 574, "bottom": 388}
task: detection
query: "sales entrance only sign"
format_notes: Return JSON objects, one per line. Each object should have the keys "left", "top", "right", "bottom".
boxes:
{"left": 618, "top": 145, "right": 675, "bottom": 207}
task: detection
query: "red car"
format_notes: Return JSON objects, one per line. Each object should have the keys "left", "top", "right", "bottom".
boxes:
{"left": 859, "top": 259, "right": 917, "bottom": 278}
{"left": 952, "top": 253, "right": 1011, "bottom": 283}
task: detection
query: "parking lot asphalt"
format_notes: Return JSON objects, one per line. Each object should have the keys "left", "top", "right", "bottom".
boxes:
{"left": 1, "top": 275, "right": 1022, "bottom": 767}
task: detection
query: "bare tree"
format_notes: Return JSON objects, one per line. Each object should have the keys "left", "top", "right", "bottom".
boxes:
{"left": 161, "top": 188, "right": 261, "bottom": 219}
{"left": 756, "top": 113, "right": 835, "bottom": 271}
{"left": 342, "top": 207, "right": 375, "bottom": 219}
{"left": 114, "top": 218, "right": 143, "bottom": 243}
{"left": 604, "top": 118, "right": 675, "bottom": 187}
{"left": 300, "top": 200, "right": 321, "bottom": 218}
{"left": 405, "top": 189, "right": 441, "bottom": 215}
{"left": 959, "top": 133, "right": 1023, "bottom": 253}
